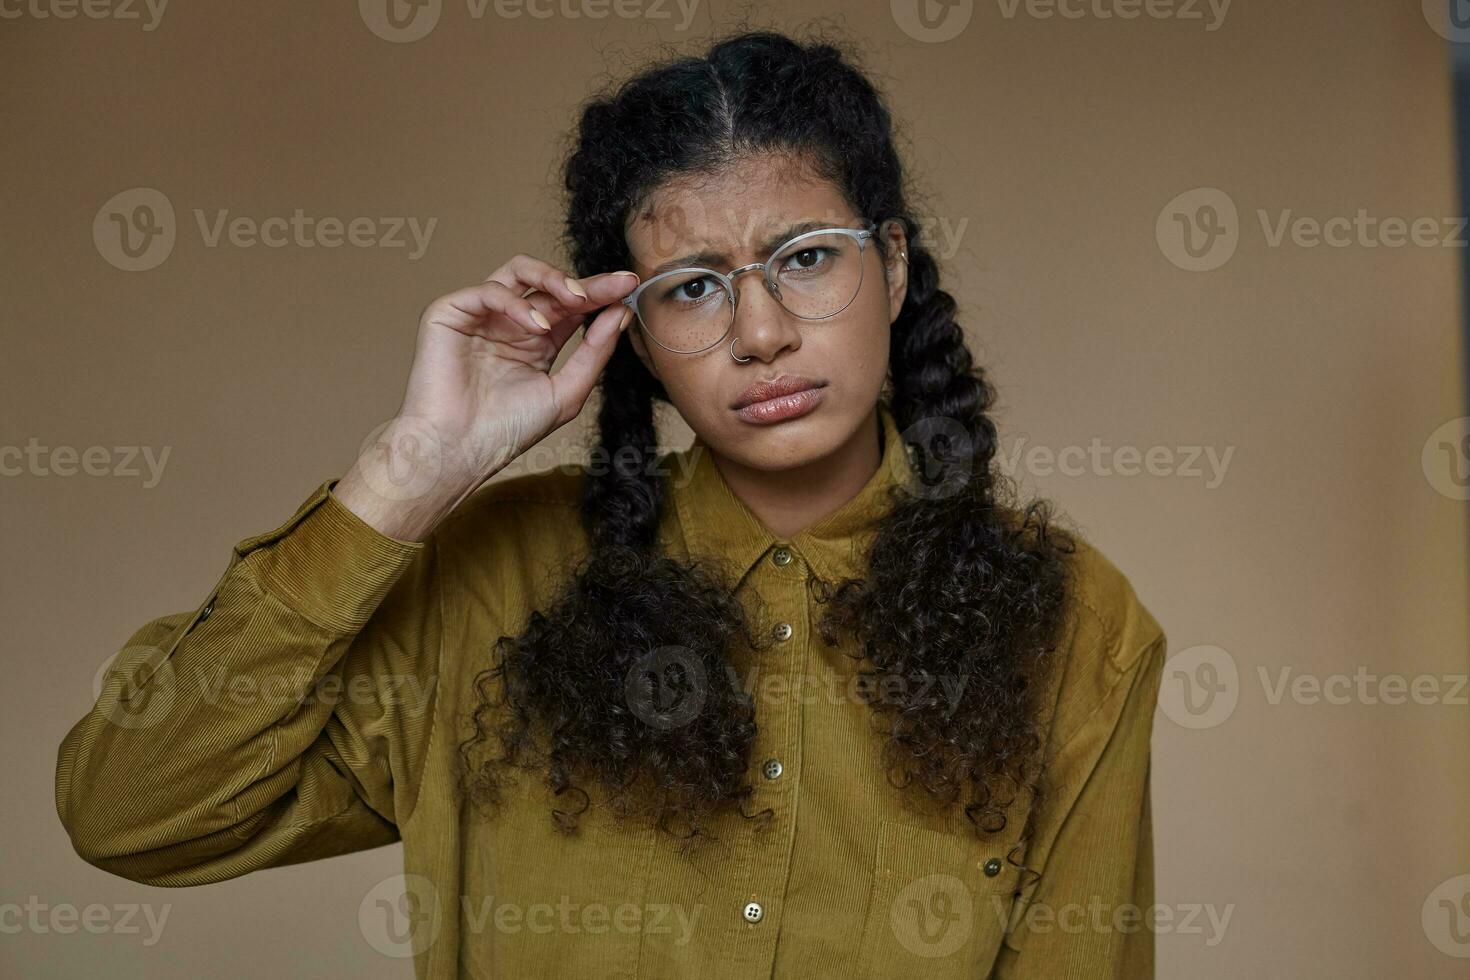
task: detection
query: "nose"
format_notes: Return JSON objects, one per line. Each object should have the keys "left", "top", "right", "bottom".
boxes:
{"left": 729, "top": 267, "right": 801, "bottom": 362}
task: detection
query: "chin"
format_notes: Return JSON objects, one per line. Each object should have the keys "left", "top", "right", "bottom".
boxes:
{"left": 724, "top": 414, "right": 844, "bottom": 469}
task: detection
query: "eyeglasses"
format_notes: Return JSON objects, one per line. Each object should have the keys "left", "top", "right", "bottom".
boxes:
{"left": 620, "top": 222, "right": 879, "bottom": 355}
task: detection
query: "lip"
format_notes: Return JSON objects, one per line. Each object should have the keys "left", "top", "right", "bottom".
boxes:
{"left": 731, "top": 375, "right": 826, "bottom": 410}
{"left": 730, "top": 375, "right": 828, "bottom": 425}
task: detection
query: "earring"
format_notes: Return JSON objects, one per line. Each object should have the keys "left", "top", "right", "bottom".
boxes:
{"left": 731, "top": 336, "right": 752, "bottom": 362}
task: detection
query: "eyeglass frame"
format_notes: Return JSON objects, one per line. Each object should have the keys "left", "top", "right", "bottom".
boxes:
{"left": 619, "top": 221, "right": 881, "bottom": 355}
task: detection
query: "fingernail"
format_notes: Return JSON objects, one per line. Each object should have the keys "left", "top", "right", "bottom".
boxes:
{"left": 619, "top": 307, "right": 634, "bottom": 332}
{"left": 531, "top": 309, "right": 552, "bottom": 331}
{"left": 565, "top": 277, "right": 588, "bottom": 299}
{"left": 619, "top": 271, "right": 641, "bottom": 284}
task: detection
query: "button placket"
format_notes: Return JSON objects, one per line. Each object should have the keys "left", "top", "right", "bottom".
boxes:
{"left": 720, "top": 558, "right": 806, "bottom": 971}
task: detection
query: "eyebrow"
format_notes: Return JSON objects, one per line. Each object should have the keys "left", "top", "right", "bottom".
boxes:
{"left": 648, "top": 219, "right": 836, "bottom": 276}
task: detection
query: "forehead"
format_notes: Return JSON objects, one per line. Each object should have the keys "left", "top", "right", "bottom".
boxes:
{"left": 624, "top": 153, "right": 856, "bottom": 266}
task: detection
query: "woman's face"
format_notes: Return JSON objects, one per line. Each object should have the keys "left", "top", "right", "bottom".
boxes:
{"left": 623, "top": 152, "right": 908, "bottom": 472}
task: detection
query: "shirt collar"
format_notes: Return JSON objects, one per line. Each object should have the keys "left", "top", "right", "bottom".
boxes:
{"left": 665, "top": 398, "right": 912, "bottom": 587}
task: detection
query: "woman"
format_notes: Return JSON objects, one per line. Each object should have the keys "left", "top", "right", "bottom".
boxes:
{"left": 56, "top": 29, "right": 1166, "bottom": 980}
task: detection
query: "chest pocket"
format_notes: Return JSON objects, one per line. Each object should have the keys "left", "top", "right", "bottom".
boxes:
{"left": 856, "top": 817, "right": 1023, "bottom": 979}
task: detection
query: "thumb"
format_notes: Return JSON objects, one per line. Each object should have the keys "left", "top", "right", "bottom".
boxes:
{"left": 550, "top": 303, "right": 633, "bottom": 420}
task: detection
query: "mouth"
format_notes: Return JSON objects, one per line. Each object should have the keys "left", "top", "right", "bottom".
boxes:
{"left": 730, "top": 375, "right": 827, "bottom": 411}
{"left": 729, "top": 375, "right": 829, "bottom": 425}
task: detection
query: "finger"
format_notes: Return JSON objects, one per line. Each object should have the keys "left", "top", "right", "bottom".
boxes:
{"left": 519, "top": 269, "right": 642, "bottom": 333}
{"left": 430, "top": 279, "right": 552, "bottom": 337}
{"left": 548, "top": 302, "right": 633, "bottom": 418}
{"left": 484, "top": 255, "right": 632, "bottom": 315}
{"left": 523, "top": 271, "right": 642, "bottom": 348}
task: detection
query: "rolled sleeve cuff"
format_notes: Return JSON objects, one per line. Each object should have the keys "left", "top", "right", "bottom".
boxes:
{"left": 247, "top": 479, "right": 427, "bottom": 634}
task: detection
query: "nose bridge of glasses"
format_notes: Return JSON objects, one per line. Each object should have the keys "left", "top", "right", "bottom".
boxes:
{"left": 728, "top": 261, "right": 780, "bottom": 308}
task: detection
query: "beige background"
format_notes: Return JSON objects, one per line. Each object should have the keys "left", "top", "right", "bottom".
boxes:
{"left": 4, "top": 1, "right": 1468, "bottom": 977}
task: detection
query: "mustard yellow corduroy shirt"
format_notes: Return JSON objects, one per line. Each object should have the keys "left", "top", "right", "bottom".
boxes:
{"left": 56, "top": 398, "right": 1167, "bottom": 979}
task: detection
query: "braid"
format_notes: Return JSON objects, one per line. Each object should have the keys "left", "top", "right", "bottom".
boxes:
{"left": 581, "top": 341, "right": 663, "bottom": 553}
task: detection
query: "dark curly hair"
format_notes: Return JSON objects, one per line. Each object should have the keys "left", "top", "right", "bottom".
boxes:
{"left": 457, "top": 27, "right": 1077, "bottom": 853}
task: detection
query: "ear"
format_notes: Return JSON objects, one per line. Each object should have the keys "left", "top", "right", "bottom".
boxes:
{"left": 880, "top": 221, "right": 910, "bottom": 325}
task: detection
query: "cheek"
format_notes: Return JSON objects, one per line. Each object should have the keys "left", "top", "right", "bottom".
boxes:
{"left": 645, "top": 348, "right": 726, "bottom": 420}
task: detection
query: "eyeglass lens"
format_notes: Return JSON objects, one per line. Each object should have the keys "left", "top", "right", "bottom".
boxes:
{"left": 635, "top": 231, "right": 866, "bottom": 354}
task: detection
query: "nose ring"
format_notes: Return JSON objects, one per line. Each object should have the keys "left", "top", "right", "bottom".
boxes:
{"left": 731, "top": 336, "right": 752, "bottom": 362}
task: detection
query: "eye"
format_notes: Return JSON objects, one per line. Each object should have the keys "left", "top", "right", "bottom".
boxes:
{"left": 663, "top": 274, "right": 722, "bottom": 304}
{"left": 780, "top": 246, "right": 836, "bottom": 273}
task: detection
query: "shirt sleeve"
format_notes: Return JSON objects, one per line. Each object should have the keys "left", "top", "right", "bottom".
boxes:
{"left": 54, "top": 478, "right": 445, "bottom": 887}
{"left": 990, "top": 628, "right": 1167, "bottom": 980}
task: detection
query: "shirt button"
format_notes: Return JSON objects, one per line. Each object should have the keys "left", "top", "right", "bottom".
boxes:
{"left": 743, "top": 901, "right": 764, "bottom": 924}
{"left": 761, "top": 758, "right": 783, "bottom": 780}
{"left": 772, "top": 622, "right": 793, "bottom": 642}
{"left": 199, "top": 600, "right": 214, "bottom": 622}
{"left": 983, "top": 858, "right": 1003, "bottom": 877}
{"left": 771, "top": 547, "right": 792, "bottom": 567}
